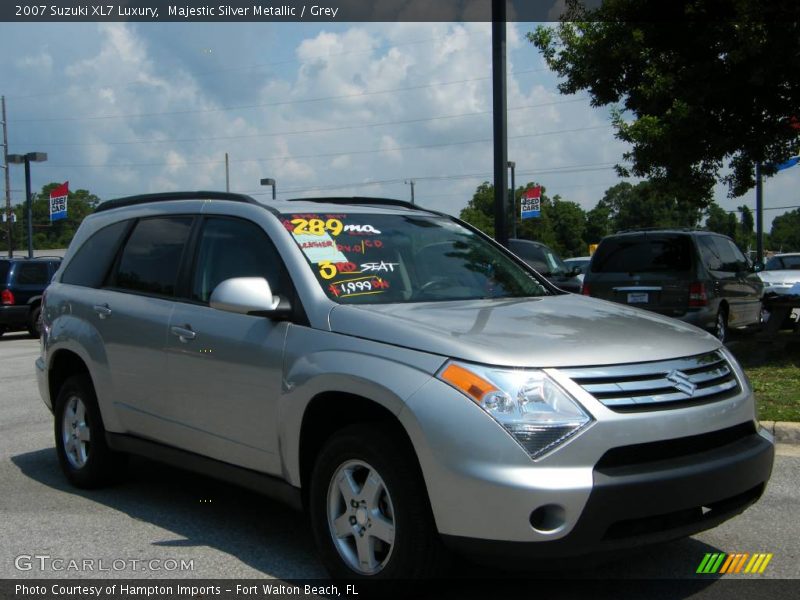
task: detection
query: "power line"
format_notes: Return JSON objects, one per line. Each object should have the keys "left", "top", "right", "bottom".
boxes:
{"left": 11, "top": 97, "right": 590, "bottom": 148}
{"left": 245, "top": 162, "right": 618, "bottom": 196}
{"left": 9, "top": 68, "right": 548, "bottom": 124}
{"left": 36, "top": 124, "right": 612, "bottom": 169}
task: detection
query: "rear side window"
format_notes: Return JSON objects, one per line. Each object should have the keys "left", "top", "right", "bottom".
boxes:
{"left": 62, "top": 220, "right": 130, "bottom": 288}
{"left": 190, "top": 217, "right": 290, "bottom": 303}
{"left": 592, "top": 236, "right": 692, "bottom": 273}
{"left": 114, "top": 217, "right": 193, "bottom": 297}
{"left": 710, "top": 237, "right": 747, "bottom": 272}
{"left": 16, "top": 262, "right": 50, "bottom": 285}
{"left": 0, "top": 261, "right": 9, "bottom": 284}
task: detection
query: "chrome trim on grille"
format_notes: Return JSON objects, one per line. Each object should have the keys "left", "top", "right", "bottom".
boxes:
{"left": 559, "top": 350, "right": 740, "bottom": 411}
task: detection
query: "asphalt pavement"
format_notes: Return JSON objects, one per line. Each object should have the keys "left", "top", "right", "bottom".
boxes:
{"left": 1, "top": 332, "right": 797, "bottom": 582}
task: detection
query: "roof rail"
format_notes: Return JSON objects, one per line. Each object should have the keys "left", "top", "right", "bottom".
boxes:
{"left": 95, "top": 191, "right": 259, "bottom": 213}
{"left": 285, "top": 196, "right": 428, "bottom": 212}
{"left": 614, "top": 227, "right": 700, "bottom": 234}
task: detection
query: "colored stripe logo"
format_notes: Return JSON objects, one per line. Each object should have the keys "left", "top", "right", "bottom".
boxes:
{"left": 696, "top": 553, "right": 773, "bottom": 574}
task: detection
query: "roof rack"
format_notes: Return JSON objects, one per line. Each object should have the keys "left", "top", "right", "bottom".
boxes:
{"left": 615, "top": 227, "right": 700, "bottom": 234}
{"left": 285, "top": 197, "right": 427, "bottom": 212}
{"left": 95, "top": 191, "right": 259, "bottom": 213}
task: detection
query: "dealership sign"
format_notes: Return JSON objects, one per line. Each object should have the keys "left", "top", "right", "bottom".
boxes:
{"left": 50, "top": 182, "right": 69, "bottom": 222}
{"left": 520, "top": 186, "right": 541, "bottom": 219}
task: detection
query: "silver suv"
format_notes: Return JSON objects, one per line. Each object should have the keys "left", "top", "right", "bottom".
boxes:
{"left": 36, "top": 192, "right": 774, "bottom": 578}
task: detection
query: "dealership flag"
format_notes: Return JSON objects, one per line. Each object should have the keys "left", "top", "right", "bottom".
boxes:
{"left": 50, "top": 182, "right": 68, "bottom": 221}
{"left": 520, "top": 186, "right": 542, "bottom": 219}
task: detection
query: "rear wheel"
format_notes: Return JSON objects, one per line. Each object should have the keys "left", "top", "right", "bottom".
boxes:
{"left": 27, "top": 305, "right": 42, "bottom": 338}
{"left": 308, "top": 424, "right": 447, "bottom": 579}
{"left": 54, "top": 375, "right": 126, "bottom": 488}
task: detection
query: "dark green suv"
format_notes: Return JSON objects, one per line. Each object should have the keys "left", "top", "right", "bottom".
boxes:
{"left": 583, "top": 230, "right": 763, "bottom": 342}
{"left": 0, "top": 257, "right": 60, "bottom": 337}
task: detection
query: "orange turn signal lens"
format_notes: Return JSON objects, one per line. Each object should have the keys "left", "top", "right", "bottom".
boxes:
{"left": 440, "top": 363, "right": 498, "bottom": 404}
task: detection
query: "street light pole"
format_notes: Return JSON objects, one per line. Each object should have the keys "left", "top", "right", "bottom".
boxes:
{"left": 260, "top": 178, "right": 276, "bottom": 200}
{"left": 755, "top": 161, "right": 763, "bottom": 265}
{"left": 508, "top": 161, "right": 516, "bottom": 239}
{"left": 7, "top": 152, "right": 47, "bottom": 258}
{"left": 405, "top": 179, "right": 415, "bottom": 204}
{"left": 1, "top": 96, "right": 11, "bottom": 258}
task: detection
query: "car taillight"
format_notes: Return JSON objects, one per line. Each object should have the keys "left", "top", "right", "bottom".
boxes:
{"left": 581, "top": 283, "right": 591, "bottom": 296}
{"left": 1, "top": 289, "right": 13, "bottom": 305}
{"left": 689, "top": 282, "right": 708, "bottom": 307}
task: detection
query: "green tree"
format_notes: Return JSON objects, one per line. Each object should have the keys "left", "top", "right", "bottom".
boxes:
{"left": 543, "top": 196, "right": 586, "bottom": 257}
{"left": 584, "top": 202, "right": 612, "bottom": 246}
{"left": 593, "top": 181, "right": 703, "bottom": 233}
{"left": 458, "top": 182, "right": 497, "bottom": 237}
{"left": 704, "top": 202, "right": 735, "bottom": 237}
{"left": 2, "top": 183, "right": 100, "bottom": 252}
{"left": 736, "top": 205, "right": 755, "bottom": 250}
{"left": 459, "top": 182, "right": 588, "bottom": 256}
{"left": 530, "top": 1, "right": 800, "bottom": 201}
{"left": 770, "top": 209, "right": 800, "bottom": 251}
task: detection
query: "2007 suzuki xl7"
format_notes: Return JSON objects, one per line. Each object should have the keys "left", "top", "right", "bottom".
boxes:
{"left": 36, "top": 192, "right": 774, "bottom": 578}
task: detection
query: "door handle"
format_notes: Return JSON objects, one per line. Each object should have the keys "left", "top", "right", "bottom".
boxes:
{"left": 170, "top": 325, "right": 196, "bottom": 343}
{"left": 93, "top": 304, "right": 112, "bottom": 319}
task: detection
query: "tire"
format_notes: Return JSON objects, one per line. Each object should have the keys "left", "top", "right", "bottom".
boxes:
{"left": 714, "top": 307, "right": 728, "bottom": 343}
{"left": 308, "top": 424, "right": 447, "bottom": 579}
{"left": 54, "top": 374, "right": 126, "bottom": 488}
{"left": 27, "top": 305, "right": 42, "bottom": 338}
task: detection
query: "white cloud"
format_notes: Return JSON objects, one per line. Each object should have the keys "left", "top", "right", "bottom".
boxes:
{"left": 5, "top": 21, "right": 786, "bottom": 233}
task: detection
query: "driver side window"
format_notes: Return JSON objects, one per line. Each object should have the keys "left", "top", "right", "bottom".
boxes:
{"left": 191, "top": 217, "right": 289, "bottom": 303}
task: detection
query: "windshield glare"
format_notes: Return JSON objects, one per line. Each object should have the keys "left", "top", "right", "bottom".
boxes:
{"left": 281, "top": 212, "right": 548, "bottom": 304}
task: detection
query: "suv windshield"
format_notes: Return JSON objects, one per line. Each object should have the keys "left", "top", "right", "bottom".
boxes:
{"left": 591, "top": 236, "right": 692, "bottom": 273}
{"left": 281, "top": 211, "right": 548, "bottom": 303}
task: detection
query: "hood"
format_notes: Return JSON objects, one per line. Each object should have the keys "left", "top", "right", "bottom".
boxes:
{"left": 328, "top": 294, "right": 721, "bottom": 368}
{"left": 760, "top": 269, "right": 800, "bottom": 285}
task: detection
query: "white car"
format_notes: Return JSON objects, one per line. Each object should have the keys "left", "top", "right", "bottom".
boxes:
{"left": 759, "top": 253, "right": 800, "bottom": 295}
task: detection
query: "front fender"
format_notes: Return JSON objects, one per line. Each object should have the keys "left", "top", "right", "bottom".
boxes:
{"left": 278, "top": 325, "right": 446, "bottom": 486}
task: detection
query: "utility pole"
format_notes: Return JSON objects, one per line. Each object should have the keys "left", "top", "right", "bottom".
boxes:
{"left": 1, "top": 96, "right": 11, "bottom": 258}
{"left": 492, "top": 0, "right": 509, "bottom": 247}
{"left": 405, "top": 179, "right": 415, "bottom": 204}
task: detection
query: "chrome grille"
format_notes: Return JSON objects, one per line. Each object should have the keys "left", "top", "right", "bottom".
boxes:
{"left": 559, "top": 350, "right": 741, "bottom": 411}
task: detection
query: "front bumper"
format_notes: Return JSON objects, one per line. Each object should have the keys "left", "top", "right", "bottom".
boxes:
{"left": 443, "top": 426, "right": 774, "bottom": 562}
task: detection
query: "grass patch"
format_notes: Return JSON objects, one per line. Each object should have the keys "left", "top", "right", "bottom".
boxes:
{"left": 728, "top": 332, "right": 800, "bottom": 422}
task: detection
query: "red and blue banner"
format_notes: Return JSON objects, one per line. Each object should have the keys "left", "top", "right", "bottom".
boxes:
{"left": 50, "top": 182, "right": 68, "bottom": 221}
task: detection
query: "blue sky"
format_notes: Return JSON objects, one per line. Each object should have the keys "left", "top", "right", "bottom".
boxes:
{"left": 1, "top": 21, "right": 796, "bottom": 234}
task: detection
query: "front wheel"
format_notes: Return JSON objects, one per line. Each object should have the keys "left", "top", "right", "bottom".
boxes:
{"left": 54, "top": 375, "right": 126, "bottom": 488}
{"left": 714, "top": 308, "right": 728, "bottom": 343}
{"left": 308, "top": 424, "right": 447, "bottom": 579}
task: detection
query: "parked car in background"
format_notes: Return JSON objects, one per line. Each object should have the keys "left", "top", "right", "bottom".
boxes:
{"left": 508, "top": 239, "right": 582, "bottom": 293}
{"left": 564, "top": 255, "right": 592, "bottom": 286}
{"left": 37, "top": 194, "right": 774, "bottom": 579}
{"left": 758, "top": 253, "right": 800, "bottom": 295}
{"left": 0, "top": 257, "right": 61, "bottom": 337}
{"left": 582, "top": 230, "right": 763, "bottom": 342}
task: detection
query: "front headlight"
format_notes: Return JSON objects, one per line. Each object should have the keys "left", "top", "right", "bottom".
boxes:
{"left": 438, "top": 361, "right": 593, "bottom": 459}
